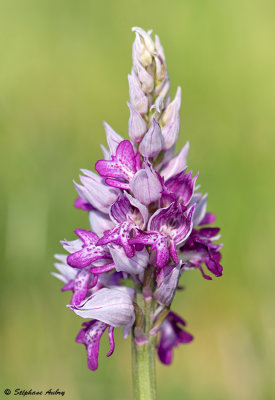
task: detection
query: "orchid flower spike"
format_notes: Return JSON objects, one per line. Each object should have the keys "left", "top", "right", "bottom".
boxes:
{"left": 53, "top": 26, "right": 223, "bottom": 384}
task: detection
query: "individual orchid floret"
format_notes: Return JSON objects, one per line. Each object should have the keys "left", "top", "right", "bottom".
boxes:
{"left": 163, "top": 170, "right": 199, "bottom": 207}
{"left": 132, "top": 29, "right": 152, "bottom": 67}
{"left": 128, "top": 102, "right": 147, "bottom": 143}
{"left": 157, "top": 312, "right": 193, "bottom": 365}
{"left": 130, "top": 161, "right": 163, "bottom": 206}
{"left": 109, "top": 192, "right": 148, "bottom": 228}
{"left": 74, "top": 169, "right": 120, "bottom": 214}
{"left": 180, "top": 226, "right": 223, "bottom": 279}
{"left": 139, "top": 118, "right": 164, "bottom": 158}
{"left": 130, "top": 203, "right": 195, "bottom": 268}
{"left": 154, "top": 263, "right": 182, "bottom": 306}
{"left": 134, "top": 61, "right": 154, "bottom": 93}
{"left": 128, "top": 73, "right": 148, "bottom": 115}
{"left": 66, "top": 229, "right": 111, "bottom": 269}
{"left": 96, "top": 193, "right": 148, "bottom": 257}
{"left": 132, "top": 27, "right": 155, "bottom": 59}
{"left": 76, "top": 320, "right": 115, "bottom": 371}
{"left": 95, "top": 140, "right": 139, "bottom": 190}
{"left": 69, "top": 287, "right": 134, "bottom": 327}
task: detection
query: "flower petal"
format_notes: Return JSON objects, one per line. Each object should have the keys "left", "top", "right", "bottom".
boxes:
{"left": 103, "top": 121, "right": 124, "bottom": 156}
{"left": 130, "top": 161, "right": 162, "bottom": 206}
{"left": 109, "top": 244, "right": 149, "bottom": 275}
{"left": 69, "top": 287, "right": 134, "bottom": 327}
{"left": 95, "top": 140, "right": 137, "bottom": 182}
{"left": 139, "top": 118, "right": 164, "bottom": 158}
{"left": 160, "top": 142, "right": 189, "bottom": 180}
{"left": 128, "top": 73, "right": 148, "bottom": 114}
{"left": 154, "top": 264, "right": 181, "bottom": 306}
{"left": 89, "top": 210, "right": 115, "bottom": 237}
{"left": 128, "top": 102, "right": 147, "bottom": 143}
{"left": 161, "top": 87, "right": 181, "bottom": 150}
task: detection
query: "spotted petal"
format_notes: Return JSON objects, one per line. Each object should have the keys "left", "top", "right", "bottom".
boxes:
{"left": 67, "top": 229, "right": 111, "bottom": 268}
{"left": 76, "top": 320, "right": 115, "bottom": 371}
{"left": 95, "top": 140, "right": 137, "bottom": 189}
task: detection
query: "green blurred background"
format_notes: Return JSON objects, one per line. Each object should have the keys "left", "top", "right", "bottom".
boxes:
{"left": 1, "top": 0, "right": 274, "bottom": 399}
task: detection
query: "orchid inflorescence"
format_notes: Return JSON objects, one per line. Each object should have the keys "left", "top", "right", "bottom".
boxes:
{"left": 53, "top": 27, "right": 223, "bottom": 372}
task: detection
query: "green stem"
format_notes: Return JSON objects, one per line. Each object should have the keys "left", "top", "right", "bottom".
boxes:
{"left": 132, "top": 292, "right": 157, "bottom": 400}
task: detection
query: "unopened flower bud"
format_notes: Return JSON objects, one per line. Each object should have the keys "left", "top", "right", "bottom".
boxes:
{"left": 161, "top": 86, "right": 181, "bottom": 125}
{"left": 127, "top": 102, "right": 147, "bottom": 143}
{"left": 154, "top": 55, "right": 166, "bottom": 81}
{"left": 103, "top": 121, "right": 123, "bottom": 156}
{"left": 161, "top": 87, "right": 181, "bottom": 149}
{"left": 128, "top": 73, "right": 148, "bottom": 114}
{"left": 132, "top": 27, "right": 155, "bottom": 54}
{"left": 139, "top": 118, "right": 164, "bottom": 157}
{"left": 130, "top": 161, "right": 162, "bottom": 205}
{"left": 133, "top": 33, "right": 152, "bottom": 67}
{"left": 134, "top": 61, "right": 154, "bottom": 93}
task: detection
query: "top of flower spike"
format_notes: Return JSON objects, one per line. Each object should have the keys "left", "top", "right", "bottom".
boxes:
{"left": 127, "top": 27, "right": 182, "bottom": 152}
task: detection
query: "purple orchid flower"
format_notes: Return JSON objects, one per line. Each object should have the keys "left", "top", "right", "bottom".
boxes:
{"left": 180, "top": 226, "right": 223, "bottom": 279}
{"left": 157, "top": 312, "right": 193, "bottom": 365}
{"left": 95, "top": 140, "right": 140, "bottom": 190}
{"left": 96, "top": 193, "right": 148, "bottom": 257}
{"left": 54, "top": 27, "right": 223, "bottom": 377}
{"left": 130, "top": 202, "right": 195, "bottom": 268}
{"left": 154, "top": 263, "right": 182, "bottom": 306}
{"left": 66, "top": 229, "right": 111, "bottom": 269}
{"left": 163, "top": 170, "right": 199, "bottom": 207}
{"left": 53, "top": 254, "right": 99, "bottom": 305}
{"left": 130, "top": 160, "right": 163, "bottom": 206}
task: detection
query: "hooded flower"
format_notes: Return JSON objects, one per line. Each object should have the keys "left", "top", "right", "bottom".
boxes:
{"left": 130, "top": 202, "right": 195, "bottom": 268}
{"left": 95, "top": 140, "right": 140, "bottom": 190}
{"left": 96, "top": 192, "right": 148, "bottom": 257}
{"left": 163, "top": 169, "right": 199, "bottom": 207}
{"left": 74, "top": 169, "right": 120, "bottom": 214}
{"left": 69, "top": 287, "right": 134, "bottom": 327}
{"left": 180, "top": 226, "right": 223, "bottom": 279}
{"left": 154, "top": 263, "right": 182, "bottom": 306}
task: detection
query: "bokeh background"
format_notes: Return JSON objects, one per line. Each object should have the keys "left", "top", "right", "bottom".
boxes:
{"left": 1, "top": 1, "right": 274, "bottom": 399}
